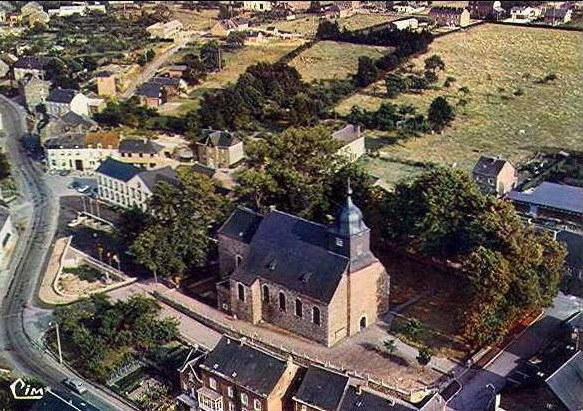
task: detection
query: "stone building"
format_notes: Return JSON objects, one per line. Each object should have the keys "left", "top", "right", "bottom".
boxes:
{"left": 19, "top": 74, "right": 50, "bottom": 110}
{"left": 472, "top": 156, "right": 517, "bottom": 197}
{"left": 194, "top": 129, "right": 244, "bottom": 169}
{"left": 217, "top": 186, "right": 389, "bottom": 347}
{"left": 45, "top": 89, "right": 90, "bottom": 117}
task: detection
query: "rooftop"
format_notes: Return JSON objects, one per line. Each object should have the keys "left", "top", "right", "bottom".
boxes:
{"left": 95, "top": 157, "right": 141, "bottom": 182}
{"left": 218, "top": 206, "right": 263, "bottom": 244}
{"left": 332, "top": 124, "right": 361, "bottom": 145}
{"left": 201, "top": 336, "right": 290, "bottom": 397}
{"left": 555, "top": 230, "right": 583, "bottom": 269}
{"left": 14, "top": 56, "right": 46, "bottom": 70}
{"left": 84, "top": 132, "right": 120, "bottom": 149}
{"left": 293, "top": 365, "right": 349, "bottom": 410}
{"left": 47, "top": 88, "right": 79, "bottom": 104}
{"left": 119, "top": 139, "right": 164, "bottom": 154}
{"left": 545, "top": 351, "right": 583, "bottom": 411}
{"left": 136, "top": 82, "right": 163, "bottom": 98}
{"left": 44, "top": 134, "right": 86, "bottom": 149}
{"left": 507, "top": 182, "right": 583, "bottom": 215}
{"left": 137, "top": 166, "right": 179, "bottom": 192}
{"left": 198, "top": 129, "right": 241, "bottom": 148}
{"left": 472, "top": 156, "right": 512, "bottom": 177}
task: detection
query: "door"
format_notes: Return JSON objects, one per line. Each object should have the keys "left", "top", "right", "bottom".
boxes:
{"left": 74, "top": 159, "right": 83, "bottom": 171}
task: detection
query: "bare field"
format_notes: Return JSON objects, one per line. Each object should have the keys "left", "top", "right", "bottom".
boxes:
{"left": 290, "top": 41, "right": 392, "bottom": 82}
{"left": 336, "top": 24, "right": 583, "bottom": 177}
{"left": 171, "top": 9, "right": 219, "bottom": 31}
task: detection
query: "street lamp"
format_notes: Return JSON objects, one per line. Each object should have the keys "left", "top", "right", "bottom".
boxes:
{"left": 49, "top": 321, "right": 63, "bottom": 364}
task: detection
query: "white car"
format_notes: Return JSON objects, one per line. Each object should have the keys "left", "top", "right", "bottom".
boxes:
{"left": 63, "top": 378, "right": 87, "bottom": 394}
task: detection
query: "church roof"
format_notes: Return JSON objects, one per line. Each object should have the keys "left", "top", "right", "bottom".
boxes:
{"left": 331, "top": 185, "right": 369, "bottom": 238}
{"left": 231, "top": 209, "right": 349, "bottom": 303}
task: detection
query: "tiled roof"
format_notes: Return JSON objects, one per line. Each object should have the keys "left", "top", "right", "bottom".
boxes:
{"left": 231, "top": 210, "right": 349, "bottom": 303}
{"left": 218, "top": 206, "right": 263, "bottom": 244}
{"left": 84, "top": 132, "right": 120, "bottom": 149}
{"left": 201, "top": 336, "right": 289, "bottom": 396}
{"left": 293, "top": 366, "right": 349, "bottom": 410}
{"left": 339, "top": 386, "right": 418, "bottom": 411}
{"left": 199, "top": 129, "right": 240, "bottom": 148}
{"left": 507, "top": 182, "right": 583, "bottom": 215}
{"left": 136, "top": 166, "right": 178, "bottom": 192}
{"left": 95, "top": 157, "right": 140, "bottom": 182}
{"left": 47, "top": 88, "right": 78, "bottom": 104}
{"left": 545, "top": 351, "right": 583, "bottom": 411}
{"left": 119, "top": 139, "right": 164, "bottom": 154}
{"left": 472, "top": 156, "right": 511, "bottom": 177}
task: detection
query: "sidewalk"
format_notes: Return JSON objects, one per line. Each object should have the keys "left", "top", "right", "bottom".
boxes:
{"left": 110, "top": 281, "right": 458, "bottom": 394}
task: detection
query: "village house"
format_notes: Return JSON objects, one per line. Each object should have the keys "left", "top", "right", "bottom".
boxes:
{"left": 390, "top": 17, "right": 419, "bottom": 30}
{"left": 211, "top": 18, "right": 249, "bottom": 37}
{"left": 95, "top": 157, "right": 178, "bottom": 211}
{"left": 164, "top": 65, "right": 188, "bottom": 79}
{"left": 0, "top": 206, "right": 17, "bottom": 270}
{"left": 19, "top": 74, "right": 50, "bottom": 110}
{"left": 41, "top": 111, "right": 98, "bottom": 143}
{"left": 44, "top": 131, "right": 120, "bottom": 172}
{"left": 472, "top": 156, "right": 517, "bottom": 197}
{"left": 117, "top": 138, "right": 166, "bottom": 169}
{"left": 507, "top": 182, "right": 583, "bottom": 227}
{"left": 150, "top": 76, "right": 182, "bottom": 99}
{"left": 508, "top": 5, "right": 543, "bottom": 22}
{"left": 95, "top": 71, "right": 116, "bottom": 98}
{"left": 194, "top": 129, "right": 244, "bottom": 169}
{"left": 467, "top": 1, "right": 504, "bottom": 20}
{"left": 146, "top": 20, "right": 184, "bottom": 41}
{"left": 393, "top": 2, "right": 427, "bottom": 14}
{"left": 45, "top": 88, "right": 90, "bottom": 117}
{"left": 243, "top": 1, "right": 273, "bottom": 11}
{"left": 292, "top": 365, "right": 418, "bottom": 411}
{"left": 47, "top": 2, "right": 106, "bottom": 17}
{"left": 429, "top": 6, "right": 470, "bottom": 27}
{"left": 13, "top": 56, "right": 47, "bottom": 82}
{"left": 136, "top": 82, "right": 166, "bottom": 108}
{"left": 332, "top": 124, "right": 365, "bottom": 163}
{"left": 179, "top": 336, "right": 300, "bottom": 411}
{"left": 216, "top": 184, "right": 389, "bottom": 347}
{"left": 543, "top": 7, "right": 573, "bottom": 25}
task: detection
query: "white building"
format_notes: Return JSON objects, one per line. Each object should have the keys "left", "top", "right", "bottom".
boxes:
{"left": 391, "top": 18, "right": 419, "bottom": 30}
{"left": 146, "top": 20, "right": 184, "bottom": 41}
{"left": 0, "top": 206, "right": 17, "bottom": 269}
{"left": 243, "top": 1, "right": 273, "bottom": 11}
{"left": 332, "top": 124, "right": 365, "bottom": 163}
{"left": 46, "top": 89, "right": 90, "bottom": 117}
{"left": 95, "top": 158, "right": 178, "bottom": 210}
{"left": 47, "top": 3, "right": 106, "bottom": 17}
{"left": 45, "top": 132, "right": 120, "bottom": 172}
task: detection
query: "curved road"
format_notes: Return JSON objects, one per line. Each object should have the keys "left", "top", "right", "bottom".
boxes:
{"left": 0, "top": 97, "right": 135, "bottom": 411}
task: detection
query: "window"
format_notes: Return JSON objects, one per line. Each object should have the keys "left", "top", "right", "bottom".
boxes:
{"left": 335, "top": 237, "right": 343, "bottom": 247}
{"left": 227, "top": 386, "right": 234, "bottom": 398}
{"left": 253, "top": 399, "right": 262, "bottom": 410}
{"left": 237, "top": 283, "right": 245, "bottom": 302}
{"left": 241, "top": 393, "right": 248, "bottom": 406}
{"left": 313, "top": 307, "right": 321, "bottom": 325}
{"left": 279, "top": 292, "right": 286, "bottom": 312}
{"left": 209, "top": 377, "right": 217, "bottom": 390}
{"left": 360, "top": 316, "right": 367, "bottom": 329}
{"left": 235, "top": 254, "right": 243, "bottom": 267}
{"left": 262, "top": 285, "right": 269, "bottom": 303}
{"left": 295, "top": 299, "right": 303, "bottom": 317}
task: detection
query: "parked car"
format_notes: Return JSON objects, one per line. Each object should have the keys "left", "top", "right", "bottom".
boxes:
{"left": 63, "top": 378, "right": 87, "bottom": 394}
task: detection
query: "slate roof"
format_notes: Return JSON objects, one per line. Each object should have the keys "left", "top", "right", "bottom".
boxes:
{"left": 95, "top": 71, "right": 114, "bottom": 78}
{"left": 47, "top": 88, "right": 78, "bottom": 104}
{"left": 507, "top": 182, "right": 583, "bottom": 216}
{"left": 218, "top": 206, "right": 263, "bottom": 244}
{"left": 545, "top": 351, "right": 583, "bottom": 411}
{"left": 198, "top": 129, "right": 241, "bottom": 148}
{"left": 31, "top": 389, "right": 100, "bottom": 411}
{"left": 472, "top": 156, "right": 511, "bottom": 177}
{"left": 192, "top": 163, "right": 216, "bottom": 177}
{"left": 60, "top": 111, "right": 96, "bottom": 128}
{"left": 544, "top": 8, "right": 570, "bottom": 18}
{"left": 293, "top": 366, "right": 349, "bottom": 410}
{"left": 332, "top": 124, "right": 361, "bottom": 145}
{"left": 137, "top": 166, "right": 179, "bottom": 192}
{"left": 231, "top": 210, "right": 349, "bottom": 303}
{"left": 201, "top": 336, "right": 288, "bottom": 397}
{"left": 44, "top": 134, "right": 85, "bottom": 149}
{"left": 14, "top": 56, "right": 46, "bottom": 70}
{"left": 0, "top": 206, "right": 10, "bottom": 228}
{"left": 339, "top": 385, "right": 418, "bottom": 411}
{"left": 137, "top": 82, "right": 162, "bottom": 98}
{"left": 119, "top": 139, "right": 164, "bottom": 154}
{"left": 556, "top": 230, "right": 583, "bottom": 269}
{"left": 429, "top": 6, "right": 467, "bottom": 16}
{"left": 95, "top": 157, "right": 140, "bottom": 182}
{"left": 151, "top": 76, "right": 180, "bottom": 86}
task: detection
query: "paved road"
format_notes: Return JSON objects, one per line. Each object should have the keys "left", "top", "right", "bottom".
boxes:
{"left": 447, "top": 293, "right": 583, "bottom": 411}
{"left": 0, "top": 96, "right": 135, "bottom": 411}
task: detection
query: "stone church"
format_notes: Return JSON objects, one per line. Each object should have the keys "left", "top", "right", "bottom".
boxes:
{"left": 216, "top": 188, "right": 389, "bottom": 347}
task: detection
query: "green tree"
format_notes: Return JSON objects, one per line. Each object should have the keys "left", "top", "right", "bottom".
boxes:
{"left": 131, "top": 169, "right": 229, "bottom": 280}
{"left": 428, "top": 96, "right": 454, "bottom": 131}
{"left": 201, "top": 40, "right": 223, "bottom": 71}
{"left": 316, "top": 20, "right": 341, "bottom": 39}
{"left": 226, "top": 31, "right": 246, "bottom": 48}
{"left": 354, "top": 56, "right": 379, "bottom": 87}
{"left": 424, "top": 54, "right": 445, "bottom": 73}
{"left": 416, "top": 347, "right": 433, "bottom": 366}
{"left": 236, "top": 126, "right": 342, "bottom": 219}
{"left": 385, "top": 74, "right": 410, "bottom": 98}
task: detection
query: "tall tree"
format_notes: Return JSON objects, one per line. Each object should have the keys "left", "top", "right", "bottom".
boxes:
{"left": 424, "top": 54, "right": 445, "bottom": 73}
{"left": 354, "top": 56, "right": 379, "bottom": 87}
{"left": 428, "top": 96, "right": 454, "bottom": 131}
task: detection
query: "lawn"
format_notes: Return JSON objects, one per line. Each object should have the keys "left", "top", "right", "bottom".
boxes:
{"left": 259, "top": 16, "right": 321, "bottom": 37}
{"left": 289, "top": 41, "right": 392, "bottom": 82}
{"left": 340, "top": 13, "right": 398, "bottom": 31}
{"left": 336, "top": 24, "right": 583, "bottom": 180}
{"left": 171, "top": 9, "right": 219, "bottom": 31}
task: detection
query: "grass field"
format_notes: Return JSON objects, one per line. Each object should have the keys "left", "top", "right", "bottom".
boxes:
{"left": 340, "top": 13, "right": 398, "bottom": 31}
{"left": 290, "top": 41, "right": 392, "bottom": 82}
{"left": 259, "top": 16, "right": 321, "bottom": 37}
{"left": 336, "top": 24, "right": 583, "bottom": 183}
{"left": 171, "top": 9, "right": 219, "bottom": 31}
